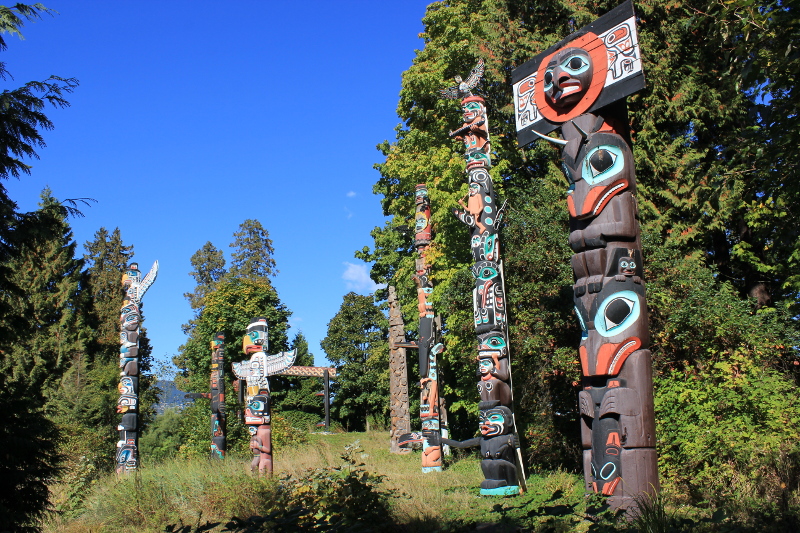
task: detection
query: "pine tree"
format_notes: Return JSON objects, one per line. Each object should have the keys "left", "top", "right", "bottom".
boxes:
{"left": 0, "top": 188, "right": 85, "bottom": 529}
{"left": 229, "top": 218, "right": 277, "bottom": 279}
{"left": 183, "top": 241, "right": 227, "bottom": 315}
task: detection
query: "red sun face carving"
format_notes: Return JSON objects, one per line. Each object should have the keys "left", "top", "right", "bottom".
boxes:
{"left": 535, "top": 33, "right": 608, "bottom": 123}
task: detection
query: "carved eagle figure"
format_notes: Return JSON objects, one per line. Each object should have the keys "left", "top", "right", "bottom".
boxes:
{"left": 440, "top": 58, "right": 485, "bottom": 99}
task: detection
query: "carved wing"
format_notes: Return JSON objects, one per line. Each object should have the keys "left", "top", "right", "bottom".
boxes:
{"left": 464, "top": 58, "right": 485, "bottom": 91}
{"left": 138, "top": 260, "right": 159, "bottom": 299}
{"left": 231, "top": 361, "right": 250, "bottom": 380}
{"left": 262, "top": 348, "right": 298, "bottom": 377}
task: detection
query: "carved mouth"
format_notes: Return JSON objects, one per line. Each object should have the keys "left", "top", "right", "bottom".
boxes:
{"left": 556, "top": 81, "right": 582, "bottom": 100}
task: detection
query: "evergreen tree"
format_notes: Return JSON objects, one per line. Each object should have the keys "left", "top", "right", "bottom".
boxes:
{"left": 83, "top": 227, "right": 133, "bottom": 361}
{"left": 321, "top": 292, "right": 388, "bottom": 432}
{"left": 0, "top": 5, "right": 79, "bottom": 527}
{"left": 0, "top": 189, "right": 86, "bottom": 530}
{"left": 229, "top": 218, "right": 277, "bottom": 279}
{"left": 183, "top": 241, "right": 226, "bottom": 315}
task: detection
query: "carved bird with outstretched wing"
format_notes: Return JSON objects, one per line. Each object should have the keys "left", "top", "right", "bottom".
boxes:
{"left": 440, "top": 58, "right": 485, "bottom": 99}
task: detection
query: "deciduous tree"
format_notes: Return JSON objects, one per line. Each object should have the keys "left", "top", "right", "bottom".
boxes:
{"left": 321, "top": 292, "right": 388, "bottom": 432}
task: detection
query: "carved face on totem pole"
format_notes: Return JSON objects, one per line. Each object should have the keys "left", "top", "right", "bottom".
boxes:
{"left": 479, "top": 403, "right": 513, "bottom": 437}
{"left": 243, "top": 317, "right": 269, "bottom": 354}
{"left": 544, "top": 48, "right": 593, "bottom": 110}
{"left": 122, "top": 263, "right": 140, "bottom": 289}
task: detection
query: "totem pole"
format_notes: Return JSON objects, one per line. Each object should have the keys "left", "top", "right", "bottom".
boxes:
{"left": 441, "top": 59, "right": 524, "bottom": 496}
{"left": 387, "top": 285, "right": 411, "bottom": 454}
{"left": 232, "top": 317, "right": 297, "bottom": 475}
{"left": 208, "top": 332, "right": 227, "bottom": 458}
{"left": 184, "top": 332, "right": 227, "bottom": 458}
{"left": 511, "top": 1, "right": 658, "bottom": 510}
{"left": 397, "top": 185, "right": 448, "bottom": 472}
{"left": 117, "top": 260, "right": 158, "bottom": 473}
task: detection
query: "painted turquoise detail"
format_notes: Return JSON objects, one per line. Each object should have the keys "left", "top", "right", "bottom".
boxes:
{"left": 582, "top": 144, "right": 624, "bottom": 185}
{"left": 480, "top": 485, "right": 520, "bottom": 496}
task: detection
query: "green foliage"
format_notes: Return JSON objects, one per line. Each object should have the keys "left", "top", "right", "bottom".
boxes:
{"left": 183, "top": 241, "right": 227, "bottom": 315}
{"left": 656, "top": 360, "right": 800, "bottom": 524}
{"left": 321, "top": 292, "right": 389, "bottom": 432}
{"left": 229, "top": 218, "right": 277, "bottom": 279}
{"left": 176, "top": 275, "right": 291, "bottom": 392}
{"left": 140, "top": 407, "right": 183, "bottom": 462}
{"left": 270, "top": 332, "right": 325, "bottom": 430}
{"left": 260, "top": 441, "right": 395, "bottom": 532}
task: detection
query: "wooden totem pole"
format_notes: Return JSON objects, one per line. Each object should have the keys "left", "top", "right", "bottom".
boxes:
{"left": 183, "top": 333, "right": 227, "bottom": 458}
{"left": 397, "top": 185, "right": 448, "bottom": 472}
{"left": 436, "top": 59, "right": 524, "bottom": 496}
{"left": 387, "top": 285, "right": 411, "bottom": 454}
{"left": 232, "top": 317, "right": 296, "bottom": 475}
{"left": 512, "top": 1, "right": 658, "bottom": 509}
{"left": 117, "top": 260, "right": 158, "bottom": 473}
{"left": 209, "top": 333, "right": 227, "bottom": 458}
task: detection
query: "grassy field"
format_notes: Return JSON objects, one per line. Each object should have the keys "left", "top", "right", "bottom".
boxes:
{"left": 43, "top": 430, "right": 728, "bottom": 532}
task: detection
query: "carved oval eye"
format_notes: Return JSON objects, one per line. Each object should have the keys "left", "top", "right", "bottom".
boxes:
{"left": 544, "top": 69, "right": 554, "bottom": 90}
{"left": 604, "top": 297, "right": 634, "bottom": 330}
{"left": 629, "top": 261, "right": 636, "bottom": 269}
{"left": 595, "top": 290, "right": 641, "bottom": 337}
{"left": 561, "top": 54, "right": 590, "bottom": 75}
{"left": 589, "top": 149, "right": 616, "bottom": 176}
{"left": 600, "top": 462, "right": 617, "bottom": 480}
{"left": 582, "top": 144, "right": 625, "bottom": 185}
{"left": 620, "top": 260, "right": 629, "bottom": 268}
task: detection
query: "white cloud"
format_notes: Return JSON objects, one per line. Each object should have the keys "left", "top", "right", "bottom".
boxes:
{"left": 342, "top": 262, "right": 385, "bottom": 294}
{"left": 346, "top": 191, "right": 356, "bottom": 197}
{"left": 344, "top": 207, "right": 353, "bottom": 219}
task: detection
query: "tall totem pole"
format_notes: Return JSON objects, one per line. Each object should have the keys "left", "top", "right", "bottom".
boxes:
{"left": 232, "top": 317, "right": 297, "bottom": 475}
{"left": 397, "top": 186, "right": 448, "bottom": 472}
{"left": 512, "top": 1, "right": 658, "bottom": 509}
{"left": 209, "top": 332, "right": 227, "bottom": 458}
{"left": 387, "top": 285, "right": 412, "bottom": 454}
{"left": 184, "top": 332, "right": 228, "bottom": 458}
{"left": 436, "top": 59, "right": 524, "bottom": 496}
{"left": 117, "top": 260, "right": 158, "bottom": 473}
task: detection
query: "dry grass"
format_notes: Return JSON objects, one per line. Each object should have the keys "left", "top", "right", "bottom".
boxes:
{"left": 43, "top": 431, "right": 582, "bottom": 532}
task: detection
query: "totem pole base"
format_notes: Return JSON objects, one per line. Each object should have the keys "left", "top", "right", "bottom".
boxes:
{"left": 480, "top": 486, "right": 520, "bottom": 496}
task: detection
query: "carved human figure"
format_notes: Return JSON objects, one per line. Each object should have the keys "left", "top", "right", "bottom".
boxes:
{"left": 430, "top": 401, "right": 519, "bottom": 495}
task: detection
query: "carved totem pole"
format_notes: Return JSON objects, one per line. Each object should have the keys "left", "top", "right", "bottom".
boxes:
{"left": 440, "top": 59, "right": 524, "bottom": 496}
{"left": 387, "top": 285, "right": 411, "bottom": 454}
{"left": 117, "top": 260, "right": 158, "bottom": 473}
{"left": 209, "top": 332, "right": 227, "bottom": 458}
{"left": 185, "top": 332, "right": 228, "bottom": 458}
{"left": 232, "top": 317, "right": 297, "bottom": 475}
{"left": 511, "top": 1, "right": 658, "bottom": 509}
{"left": 397, "top": 185, "right": 448, "bottom": 472}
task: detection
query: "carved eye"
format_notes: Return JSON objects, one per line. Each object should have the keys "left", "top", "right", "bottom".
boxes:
{"left": 595, "top": 290, "right": 641, "bottom": 337}
{"left": 604, "top": 296, "right": 635, "bottom": 330}
{"left": 582, "top": 145, "right": 625, "bottom": 185}
{"left": 562, "top": 54, "right": 590, "bottom": 75}
{"left": 629, "top": 261, "right": 636, "bottom": 269}
{"left": 588, "top": 149, "right": 616, "bottom": 176}
{"left": 600, "top": 462, "right": 617, "bottom": 480}
{"left": 620, "top": 260, "right": 629, "bottom": 268}
{"left": 544, "top": 69, "right": 554, "bottom": 90}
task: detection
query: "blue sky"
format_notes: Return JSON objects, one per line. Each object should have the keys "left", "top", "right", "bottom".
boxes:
{"left": 4, "top": 1, "right": 431, "bottom": 369}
